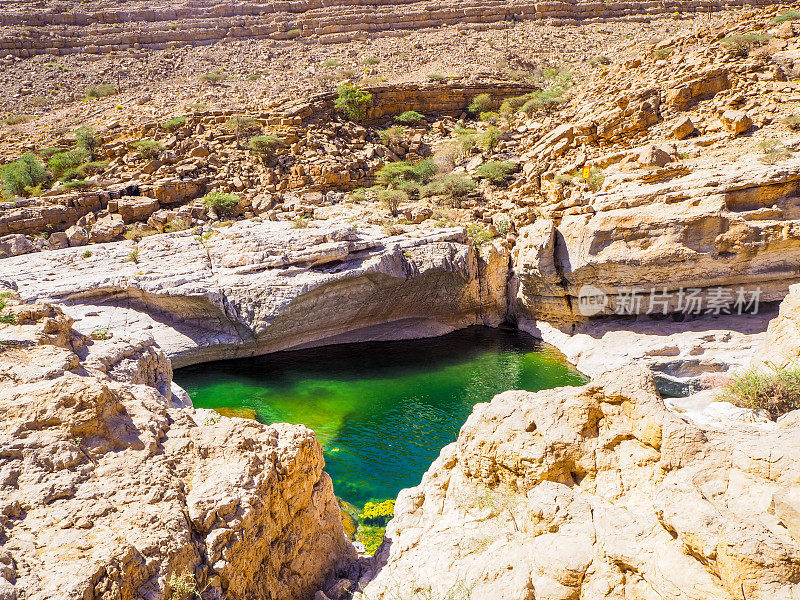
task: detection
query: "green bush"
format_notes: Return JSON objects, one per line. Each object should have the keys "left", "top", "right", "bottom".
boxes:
{"left": 246, "top": 73, "right": 261, "bottom": 81}
{"left": 478, "top": 111, "right": 500, "bottom": 124}
{"left": 248, "top": 135, "right": 287, "bottom": 160}
{"left": 286, "top": 28, "right": 302, "bottom": 38}
{"left": 48, "top": 149, "right": 89, "bottom": 179}
{"left": 718, "top": 364, "right": 800, "bottom": 419}
{"left": 335, "top": 83, "right": 372, "bottom": 121}
{"left": 376, "top": 159, "right": 436, "bottom": 187}
{"left": 720, "top": 33, "right": 769, "bottom": 57}
{"left": 477, "top": 126, "right": 503, "bottom": 152}
{"left": 377, "top": 189, "right": 407, "bottom": 216}
{"left": 86, "top": 84, "right": 117, "bottom": 99}
{"left": 361, "top": 56, "right": 381, "bottom": 66}
{"left": 475, "top": 160, "right": 516, "bottom": 184}
{"left": 427, "top": 73, "right": 446, "bottom": 82}
{"left": 395, "top": 110, "right": 425, "bottom": 125}
{"left": 468, "top": 93, "right": 491, "bottom": 115}
{"left": 75, "top": 126, "right": 99, "bottom": 158}
{"left": 223, "top": 116, "right": 261, "bottom": 134}
{"left": 202, "top": 191, "right": 239, "bottom": 215}
{"left": 355, "top": 524, "right": 385, "bottom": 555}
{"left": 774, "top": 10, "right": 800, "bottom": 23}
{"left": 521, "top": 88, "right": 567, "bottom": 114}
{"left": 79, "top": 160, "right": 108, "bottom": 177}
{"left": 379, "top": 126, "right": 405, "bottom": 146}
{"left": 421, "top": 173, "right": 476, "bottom": 207}
{"left": 359, "top": 499, "right": 395, "bottom": 526}
{"left": 199, "top": 70, "right": 226, "bottom": 85}
{"left": 784, "top": 115, "right": 800, "bottom": 130}
{"left": 322, "top": 59, "right": 340, "bottom": 68}
{"left": 132, "top": 139, "right": 165, "bottom": 160}
{"left": 3, "top": 114, "right": 33, "bottom": 126}
{"left": 162, "top": 116, "right": 187, "bottom": 132}
{"left": 1, "top": 153, "right": 48, "bottom": 198}
{"left": 465, "top": 223, "right": 494, "bottom": 247}
{"left": 63, "top": 179, "right": 93, "bottom": 191}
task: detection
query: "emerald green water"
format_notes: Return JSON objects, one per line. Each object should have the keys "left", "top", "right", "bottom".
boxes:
{"left": 175, "top": 327, "right": 585, "bottom": 508}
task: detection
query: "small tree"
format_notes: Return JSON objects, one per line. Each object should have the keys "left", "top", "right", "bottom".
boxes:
{"left": 247, "top": 135, "right": 287, "bottom": 162}
{"left": 377, "top": 189, "right": 407, "bottom": 217}
{"left": 335, "top": 83, "right": 372, "bottom": 121}
{"left": 199, "top": 70, "right": 226, "bottom": 85}
{"left": 395, "top": 110, "right": 425, "bottom": 125}
{"left": 132, "top": 140, "right": 165, "bottom": 160}
{"left": 475, "top": 160, "right": 517, "bottom": 185}
{"left": 1, "top": 153, "right": 48, "bottom": 198}
{"left": 162, "top": 116, "right": 187, "bottom": 133}
{"left": 75, "top": 126, "right": 99, "bottom": 159}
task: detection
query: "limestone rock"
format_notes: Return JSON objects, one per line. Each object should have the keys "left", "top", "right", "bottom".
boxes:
{"left": 755, "top": 283, "right": 800, "bottom": 369}
{"left": 65, "top": 225, "right": 89, "bottom": 246}
{"left": 0, "top": 296, "right": 355, "bottom": 600}
{"left": 359, "top": 366, "right": 800, "bottom": 600}
{"left": 89, "top": 213, "right": 125, "bottom": 243}
{"left": 0, "top": 220, "right": 509, "bottom": 367}
{"left": 720, "top": 110, "right": 753, "bottom": 136}
{"left": 670, "top": 116, "right": 695, "bottom": 140}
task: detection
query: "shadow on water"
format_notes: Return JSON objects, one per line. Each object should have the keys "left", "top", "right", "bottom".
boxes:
{"left": 175, "top": 326, "right": 586, "bottom": 507}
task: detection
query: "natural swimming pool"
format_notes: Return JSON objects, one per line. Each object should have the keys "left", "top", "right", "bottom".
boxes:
{"left": 174, "top": 326, "right": 586, "bottom": 509}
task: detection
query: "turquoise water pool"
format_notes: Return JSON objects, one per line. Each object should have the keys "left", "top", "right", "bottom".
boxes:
{"left": 174, "top": 326, "right": 585, "bottom": 507}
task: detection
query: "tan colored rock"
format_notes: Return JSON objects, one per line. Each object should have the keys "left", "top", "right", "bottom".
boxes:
{"left": 755, "top": 283, "right": 800, "bottom": 369}
{"left": 114, "top": 196, "right": 160, "bottom": 223}
{"left": 359, "top": 366, "right": 800, "bottom": 600}
{"left": 670, "top": 115, "right": 695, "bottom": 139}
{"left": 65, "top": 224, "right": 88, "bottom": 246}
{"left": 720, "top": 110, "right": 753, "bottom": 135}
{"left": 0, "top": 297, "right": 355, "bottom": 600}
{"left": 89, "top": 213, "right": 124, "bottom": 243}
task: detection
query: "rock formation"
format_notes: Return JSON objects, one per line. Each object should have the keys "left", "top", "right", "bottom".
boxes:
{"left": 358, "top": 365, "right": 800, "bottom": 600}
{"left": 0, "top": 296, "right": 355, "bottom": 599}
{"left": 0, "top": 220, "right": 508, "bottom": 367}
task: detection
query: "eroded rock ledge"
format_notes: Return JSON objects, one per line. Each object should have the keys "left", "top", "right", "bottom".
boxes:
{"left": 358, "top": 365, "right": 800, "bottom": 600}
{"left": 0, "top": 220, "right": 508, "bottom": 367}
{"left": 0, "top": 299, "right": 355, "bottom": 599}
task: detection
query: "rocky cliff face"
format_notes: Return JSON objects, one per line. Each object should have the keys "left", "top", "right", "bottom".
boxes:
{"left": 0, "top": 220, "right": 508, "bottom": 367}
{"left": 0, "top": 296, "right": 354, "bottom": 600}
{"left": 357, "top": 366, "right": 800, "bottom": 600}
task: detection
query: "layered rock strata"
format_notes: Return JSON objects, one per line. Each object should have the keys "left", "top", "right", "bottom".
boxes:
{"left": 0, "top": 220, "right": 509, "bottom": 367}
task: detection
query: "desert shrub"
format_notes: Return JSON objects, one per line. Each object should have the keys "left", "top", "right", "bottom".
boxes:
{"left": 376, "top": 159, "right": 436, "bottom": 188}
{"left": 355, "top": 524, "right": 385, "bottom": 555}
{"left": 359, "top": 499, "right": 395, "bottom": 526}
{"left": 248, "top": 134, "right": 287, "bottom": 160}
{"left": 421, "top": 173, "right": 476, "bottom": 207}
{"left": 202, "top": 191, "right": 239, "bottom": 215}
{"left": 773, "top": 10, "right": 800, "bottom": 23}
{"left": 223, "top": 116, "right": 261, "bottom": 134}
{"left": 468, "top": 93, "right": 491, "bottom": 115}
{"left": 162, "top": 116, "right": 187, "bottom": 132}
{"left": 718, "top": 364, "right": 800, "bottom": 419}
{"left": 760, "top": 138, "right": 790, "bottom": 164}
{"left": 63, "top": 179, "right": 93, "bottom": 191}
{"left": 79, "top": 160, "right": 108, "bottom": 177}
{"left": 361, "top": 56, "right": 381, "bottom": 66}
{"left": 652, "top": 46, "right": 675, "bottom": 59}
{"left": 85, "top": 84, "right": 117, "bottom": 99}
{"left": 164, "top": 217, "right": 192, "bottom": 233}
{"left": 494, "top": 213, "right": 511, "bottom": 235}
{"left": 199, "top": 70, "right": 226, "bottom": 85}
{"left": 1, "top": 153, "right": 48, "bottom": 198}
{"left": 539, "top": 67, "right": 573, "bottom": 87}
{"left": 499, "top": 95, "right": 529, "bottom": 117}
{"left": 784, "top": 115, "right": 800, "bottom": 131}
{"left": 167, "top": 572, "right": 196, "bottom": 597}
{"left": 286, "top": 28, "right": 302, "bottom": 37}
{"left": 246, "top": 73, "right": 261, "bottom": 81}
{"left": 348, "top": 187, "right": 367, "bottom": 202}
{"left": 395, "top": 110, "right": 425, "bottom": 125}
{"left": 585, "top": 167, "right": 605, "bottom": 191}
{"left": 48, "top": 149, "right": 89, "bottom": 179}
{"left": 475, "top": 160, "right": 516, "bottom": 184}
{"left": 379, "top": 126, "right": 405, "bottom": 146}
{"left": 427, "top": 73, "right": 446, "bottom": 82}
{"left": 75, "top": 126, "right": 99, "bottom": 158}
{"left": 479, "top": 111, "right": 500, "bottom": 124}
{"left": 465, "top": 223, "right": 494, "bottom": 247}
{"left": 377, "top": 189, "right": 407, "bottom": 216}
{"left": 521, "top": 88, "right": 566, "bottom": 114}
{"left": 3, "top": 114, "right": 33, "bottom": 126}
{"left": 335, "top": 83, "right": 372, "bottom": 121}
{"left": 477, "top": 126, "right": 503, "bottom": 151}
{"left": 292, "top": 216, "right": 309, "bottom": 228}
{"left": 132, "top": 139, "right": 165, "bottom": 160}
{"left": 187, "top": 102, "right": 208, "bottom": 112}
{"left": 322, "top": 59, "right": 340, "bottom": 68}
{"left": 720, "top": 33, "right": 769, "bottom": 57}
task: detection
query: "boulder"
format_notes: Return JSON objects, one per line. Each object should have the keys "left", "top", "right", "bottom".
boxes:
{"left": 670, "top": 115, "right": 695, "bottom": 139}
{"left": 637, "top": 143, "right": 674, "bottom": 167}
{"left": 0, "top": 233, "right": 34, "bottom": 258}
{"left": 720, "top": 109, "right": 753, "bottom": 135}
{"left": 114, "top": 196, "right": 160, "bottom": 223}
{"left": 89, "top": 213, "right": 125, "bottom": 243}
{"left": 65, "top": 225, "right": 89, "bottom": 246}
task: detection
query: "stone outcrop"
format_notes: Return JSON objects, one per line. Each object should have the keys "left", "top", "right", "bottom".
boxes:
{"left": 358, "top": 365, "right": 800, "bottom": 600}
{"left": 0, "top": 296, "right": 354, "bottom": 599}
{"left": 755, "top": 282, "right": 800, "bottom": 369}
{"left": 0, "top": 220, "right": 509, "bottom": 367}
{"left": 0, "top": 0, "right": 785, "bottom": 58}
{"left": 511, "top": 157, "right": 800, "bottom": 326}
